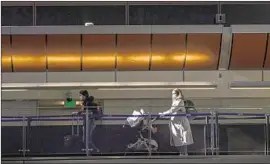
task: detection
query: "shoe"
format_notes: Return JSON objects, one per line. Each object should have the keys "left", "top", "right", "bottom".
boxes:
{"left": 179, "top": 153, "right": 188, "bottom": 156}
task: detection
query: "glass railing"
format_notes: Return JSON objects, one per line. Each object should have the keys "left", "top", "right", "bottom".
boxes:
{"left": 1, "top": 106, "right": 270, "bottom": 157}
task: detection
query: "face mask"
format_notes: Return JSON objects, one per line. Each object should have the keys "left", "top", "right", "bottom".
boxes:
{"left": 172, "top": 92, "right": 177, "bottom": 99}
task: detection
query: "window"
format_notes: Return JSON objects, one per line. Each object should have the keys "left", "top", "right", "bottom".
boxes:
{"left": 2, "top": 6, "right": 33, "bottom": 26}
{"left": 36, "top": 6, "right": 126, "bottom": 25}
{"left": 129, "top": 5, "right": 217, "bottom": 25}
{"left": 223, "top": 4, "right": 270, "bottom": 25}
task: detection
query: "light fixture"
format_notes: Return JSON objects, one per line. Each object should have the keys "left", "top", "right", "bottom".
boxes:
{"left": 230, "top": 81, "right": 270, "bottom": 90}
{"left": 230, "top": 87, "right": 270, "bottom": 90}
{"left": 98, "top": 87, "right": 216, "bottom": 91}
{"left": 59, "top": 101, "right": 81, "bottom": 105}
{"left": 84, "top": 22, "right": 94, "bottom": 26}
{"left": 218, "top": 107, "right": 263, "bottom": 110}
{"left": 1, "top": 89, "right": 28, "bottom": 92}
{"left": 1, "top": 82, "right": 218, "bottom": 90}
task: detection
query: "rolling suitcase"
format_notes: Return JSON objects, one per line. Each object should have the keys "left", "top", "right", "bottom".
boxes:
{"left": 64, "top": 113, "right": 83, "bottom": 152}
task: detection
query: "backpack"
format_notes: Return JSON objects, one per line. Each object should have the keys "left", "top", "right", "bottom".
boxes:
{"left": 94, "top": 105, "right": 104, "bottom": 120}
{"left": 184, "top": 100, "right": 197, "bottom": 119}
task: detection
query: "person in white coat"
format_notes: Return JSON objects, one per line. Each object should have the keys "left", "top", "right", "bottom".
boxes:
{"left": 159, "top": 88, "right": 194, "bottom": 155}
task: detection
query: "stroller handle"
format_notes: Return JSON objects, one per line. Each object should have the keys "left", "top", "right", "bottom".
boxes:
{"left": 123, "top": 120, "right": 129, "bottom": 128}
{"left": 151, "top": 115, "right": 160, "bottom": 122}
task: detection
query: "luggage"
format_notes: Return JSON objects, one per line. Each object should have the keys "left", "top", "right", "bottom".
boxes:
{"left": 64, "top": 113, "right": 83, "bottom": 151}
{"left": 184, "top": 100, "right": 197, "bottom": 113}
{"left": 184, "top": 99, "right": 198, "bottom": 120}
{"left": 64, "top": 135, "right": 83, "bottom": 148}
{"left": 95, "top": 105, "right": 104, "bottom": 120}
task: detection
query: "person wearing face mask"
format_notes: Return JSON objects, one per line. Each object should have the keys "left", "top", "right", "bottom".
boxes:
{"left": 159, "top": 88, "right": 194, "bottom": 155}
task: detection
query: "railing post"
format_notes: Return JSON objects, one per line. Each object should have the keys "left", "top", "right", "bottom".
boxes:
{"left": 71, "top": 114, "right": 74, "bottom": 136}
{"left": 22, "top": 116, "right": 27, "bottom": 157}
{"left": 214, "top": 111, "right": 219, "bottom": 155}
{"left": 85, "top": 109, "right": 90, "bottom": 156}
{"left": 148, "top": 112, "right": 152, "bottom": 156}
{"left": 26, "top": 117, "right": 32, "bottom": 154}
{"left": 210, "top": 111, "right": 215, "bottom": 155}
{"left": 265, "top": 115, "right": 269, "bottom": 155}
{"left": 18, "top": 117, "right": 30, "bottom": 157}
{"left": 204, "top": 115, "right": 209, "bottom": 155}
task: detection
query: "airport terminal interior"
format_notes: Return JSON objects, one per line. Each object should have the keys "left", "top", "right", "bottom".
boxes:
{"left": 1, "top": 1, "right": 270, "bottom": 164}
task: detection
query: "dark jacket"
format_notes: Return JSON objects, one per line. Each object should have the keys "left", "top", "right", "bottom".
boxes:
{"left": 83, "top": 96, "right": 98, "bottom": 115}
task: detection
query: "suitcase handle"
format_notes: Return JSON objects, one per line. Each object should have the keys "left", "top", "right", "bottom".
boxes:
{"left": 71, "top": 112, "right": 80, "bottom": 136}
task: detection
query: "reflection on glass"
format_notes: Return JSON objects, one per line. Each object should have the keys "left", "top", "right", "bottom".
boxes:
{"left": 36, "top": 6, "right": 125, "bottom": 25}
{"left": 129, "top": 5, "right": 217, "bottom": 25}
{"left": 1, "top": 6, "right": 33, "bottom": 26}
{"left": 223, "top": 4, "right": 270, "bottom": 25}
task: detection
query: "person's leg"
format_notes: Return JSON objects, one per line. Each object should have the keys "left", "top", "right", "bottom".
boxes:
{"left": 183, "top": 145, "right": 188, "bottom": 155}
{"left": 177, "top": 145, "right": 188, "bottom": 156}
{"left": 83, "top": 115, "right": 86, "bottom": 144}
{"left": 88, "top": 118, "right": 99, "bottom": 152}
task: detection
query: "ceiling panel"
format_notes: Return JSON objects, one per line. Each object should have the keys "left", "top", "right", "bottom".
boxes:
{"left": 116, "top": 34, "right": 151, "bottom": 71}
{"left": 47, "top": 34, "right": 81, "bottom": 71}
{"left": 82, "top": 34, "right": 116, "bottom": 71}
{"left": 151, "top": 34, "right": 186, "bottom": 70}
{"left": 12, "top": 35, "right": 46, "bottom": 72}
{"left": 185, "top": 33, "right": 221, "bottom": 70}
{"left": 1, "top": 35, "right": 12, "bottom": 72}
{"left": 230, "top": 33, "right": 267, "bottom": 69}
{"left": 263, "top": 34, "right": 270, "bottom": 69}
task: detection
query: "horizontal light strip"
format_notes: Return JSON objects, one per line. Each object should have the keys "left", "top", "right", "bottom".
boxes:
{"left": 230, "top": 81, "right": 270, "bottom": 90}
{"left": 1, "top": 89, "right": 29, "bottom": 92}
{"left": 218, "top": 107, "right": 263, "bottom": 110}
{"left": 230, "top": 87, "right": 270, "bottom": 90}
{"left": 98, "top": 87, "right": 216, "bottom": 91}
{"left": 2, "top": 82, "right": 217, "bottom": 90}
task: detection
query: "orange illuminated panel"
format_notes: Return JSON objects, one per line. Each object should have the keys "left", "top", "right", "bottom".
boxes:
{"left": 185, "top": 34, "right": 221, "bottom": 70}
{"left": 12, "top": 35, "right": 46, "bottom": 72}
{"left": 263, "top": 35, "right": 270, "bottom": 69}
{"left": 1, "top": 35, "right": 12, "bottom": 72}
{"left": 230, "top": 33, "right": 267, "bottom": 69}
{"left": 82, "top": 34, "right": 116, "bottom": 71}
{"left": 47, "top": 35, "right": 81, "bottom": 71}
{"left": 116, "top": 34, "right": 151, "bottom": 71}
{"left": 151, "top": 34, "right": 186, "bottom": 70}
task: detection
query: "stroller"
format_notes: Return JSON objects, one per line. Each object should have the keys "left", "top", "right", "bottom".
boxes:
{"left": 123, "top": 109, "right": 159, "bottom": 154}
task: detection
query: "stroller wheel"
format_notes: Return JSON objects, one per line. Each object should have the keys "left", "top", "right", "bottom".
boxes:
{"left": 148, "top": 139, "right": 158, "bottom": 151}
{"left": 127, "top": 144, "right": 133, "bottom": 149}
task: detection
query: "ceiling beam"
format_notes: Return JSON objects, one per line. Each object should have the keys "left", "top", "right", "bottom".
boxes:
{"left": 218, "top": 27, "right": 232, "bottom": 70}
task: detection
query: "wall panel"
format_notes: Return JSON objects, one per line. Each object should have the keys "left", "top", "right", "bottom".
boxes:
{"left": 12, "top": 35, "right": 46, "bottom": 72}
{"left": 82, "top": 34, "right": 116, "bottom": 71}
{"left": 47, "top": 72, "right": 115, "bottom": 82}
{"left": 47, "top": 34, "right": 81, "bottom": 71}
{"left": 230, "top": 33, "right": 267, "bottom": 69}
{"left": 185, "top": 33, "right": 221, "bottom": 70}
{"left": 184, "top": 71, "right": 219, "bottom": 82}
{"left": 2, "top": 72, "right": 46, "bottom": 83}
{"left": 1, "top": 35, "right": 12, "bottom": 72}
{"left": 264, "top": 70, "right": 270, "bottom": 80}
{"left": 2, "top": 100, "right": 38, "bottom": 126}
{"left": 116, "top": 34, "right": 151, "bottom": 71}
{"left": 2, "top": 100, "right": 38, "bottom": 116}
{"left": 263, "top": 34, "right": 270, "bottom": 69}
{"left": 117, "top": 71, "right": 183, "bottom": 82}
{"left": 151, "top": 34, "right": 185, "bottom": 70}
